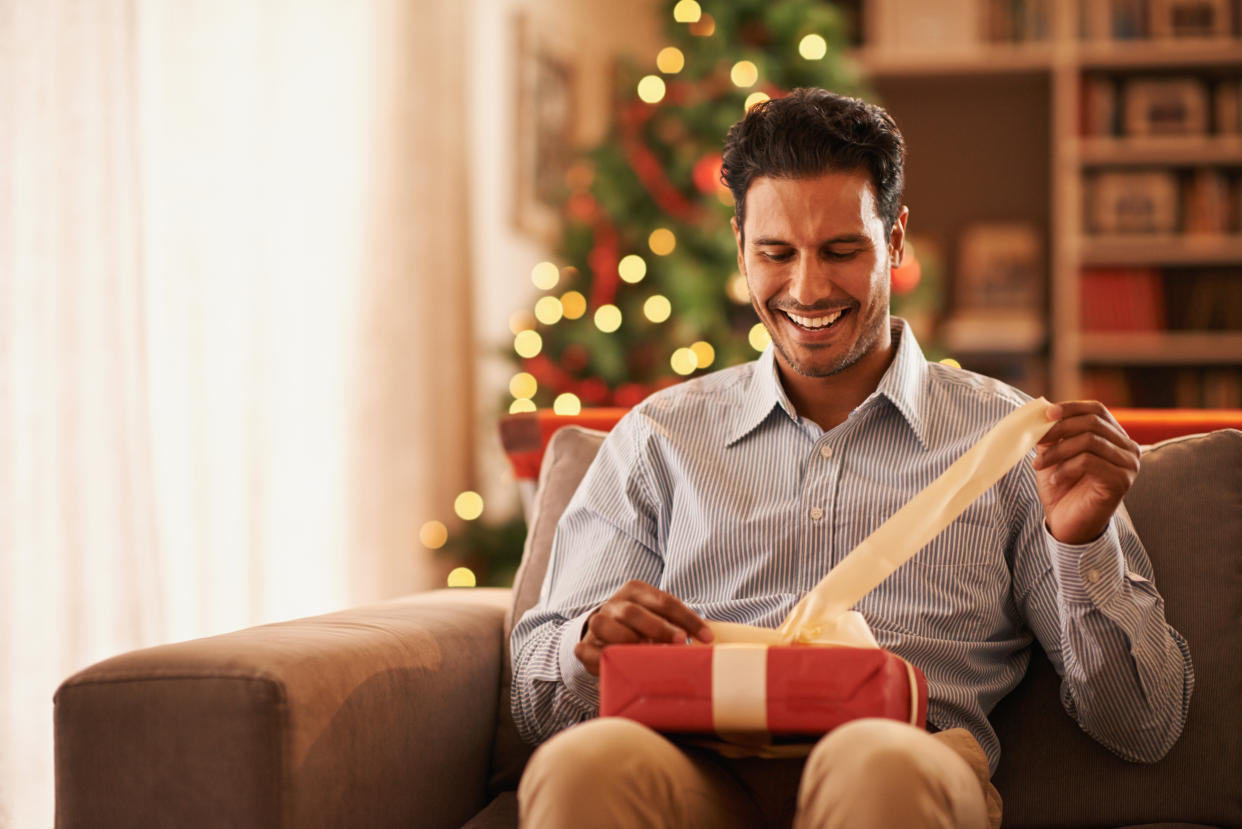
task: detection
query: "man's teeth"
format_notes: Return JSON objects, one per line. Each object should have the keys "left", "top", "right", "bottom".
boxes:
{"left": 785, "top": 309, "right": 844, "bottom": 329}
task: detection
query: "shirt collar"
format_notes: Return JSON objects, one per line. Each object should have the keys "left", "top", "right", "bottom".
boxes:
{"left": 725, "top": 317, "right": 931, "bottom": 448}
{"left": 872, "top": 318, "right": 931, "bottom": 449}
{"left": 725, "top": 345, "right": 794, "bottom": 446}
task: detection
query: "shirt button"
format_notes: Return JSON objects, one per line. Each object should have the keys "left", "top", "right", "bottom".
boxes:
{"left": 1086, "top": 568, "right": 1101, "bottom": 584}
{"left": 820, "top": 445, "right": 833, "bottom": 459}
{"left": 809, "top": 506, "right": 824, "bottom": 520}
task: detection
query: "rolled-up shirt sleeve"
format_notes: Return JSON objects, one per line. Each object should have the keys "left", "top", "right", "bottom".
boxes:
{"left": 509, "top": 416, "right": 666, "bottom": 746}
{"left": 1013, "top": 469, "right": 1194, "bottom": 763}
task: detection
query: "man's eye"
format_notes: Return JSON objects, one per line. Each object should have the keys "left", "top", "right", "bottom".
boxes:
{"left": 760, "top": 250, "right": 793, "bottom": 262}
{"left": 826, "top": 249, "right": 860, "bottom": 260}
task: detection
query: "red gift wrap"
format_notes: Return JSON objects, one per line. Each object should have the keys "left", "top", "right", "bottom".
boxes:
{"left": 599, "top": 644, "right": 927, "bottom": 736}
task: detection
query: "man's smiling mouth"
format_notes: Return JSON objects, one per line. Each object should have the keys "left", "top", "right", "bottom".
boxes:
{"left": 781, "top": 307, "right": 848, "bottom": 331}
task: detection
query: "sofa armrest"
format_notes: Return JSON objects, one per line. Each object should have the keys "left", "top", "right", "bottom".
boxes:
{"left": 55, "top": 588, "right": 512, "bottom": 829}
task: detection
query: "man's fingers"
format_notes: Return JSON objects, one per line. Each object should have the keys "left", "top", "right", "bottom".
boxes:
{"left": 592, "top": 603, "right": 685, "bottom": 644}
{"left": 618, "top": 580, "right": 714, "bottom": 643}
{"left": 1039, "top": 401, "right": 1138, "bottom": 454}
{"left": 1034, "top": 430, "right": 1139, "bottom": 474}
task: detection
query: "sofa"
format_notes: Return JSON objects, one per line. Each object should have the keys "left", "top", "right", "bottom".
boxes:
{"left": 55, "top": 409, "right": 1242, "bottom": 828}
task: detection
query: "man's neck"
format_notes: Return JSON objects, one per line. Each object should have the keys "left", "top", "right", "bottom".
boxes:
{"left": 776, "top": 334, "right": 899, "bottom": 433}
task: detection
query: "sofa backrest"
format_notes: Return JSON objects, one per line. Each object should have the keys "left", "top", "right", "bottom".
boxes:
{"left": 991, "top": 428, "right": 1242, "bottom": 829}
{"left": 493, "top": 425, "right": 1242, "bottom": 829}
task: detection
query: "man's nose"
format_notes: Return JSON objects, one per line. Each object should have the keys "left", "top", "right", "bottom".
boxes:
{"left": 788, "top": 254, "right": 832, "bottom": 307}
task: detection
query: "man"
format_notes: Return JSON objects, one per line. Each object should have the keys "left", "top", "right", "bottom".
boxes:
{"left": 510, "top": 89, "right": 1193, "bottom": 828}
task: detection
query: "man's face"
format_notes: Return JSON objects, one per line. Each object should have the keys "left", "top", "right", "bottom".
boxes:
{"left": 733, "top": 168, "right": 907, "bottom": 382}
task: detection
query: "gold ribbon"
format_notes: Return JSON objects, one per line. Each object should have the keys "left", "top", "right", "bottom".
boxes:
{"left": 709, "top": 397, "right": 1056, "bottom": 648}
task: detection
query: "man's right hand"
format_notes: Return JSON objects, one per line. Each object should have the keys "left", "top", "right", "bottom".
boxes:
{"left": 574, "top": 580, "right": 714, "bottom": 676}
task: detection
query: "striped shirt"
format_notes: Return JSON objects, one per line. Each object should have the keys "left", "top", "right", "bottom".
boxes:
{"left": 510, "top": 319, "right": 1194, "bottom": 773}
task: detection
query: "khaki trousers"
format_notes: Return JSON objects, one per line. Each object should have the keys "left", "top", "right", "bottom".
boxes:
{"left": 518, "top": 717, "right": 1002, "bottom": 829}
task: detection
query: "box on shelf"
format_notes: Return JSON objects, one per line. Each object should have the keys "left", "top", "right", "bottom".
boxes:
{"left": 1080, "top": 268, "right": 1166, "bottom": 331}
{"left": 1125, "top": 78, "right": 1210, "bottom": 137}
{"left": 1087, "top": 171, "right": 1180, "bottom": 234}
{"left": 1149, "top": 0, "right": 1233, "bottom": 38}
{"left": 599, "top": 643, "right": 926, "bottom": 739}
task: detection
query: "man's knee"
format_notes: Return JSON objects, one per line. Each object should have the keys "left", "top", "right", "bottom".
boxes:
{"left": 796, "top": 719, "right": 987, "bottom": 829}
{"left": 521, "top": 717, "right": 656, "bottom": 792}
{"left": 518, "top": 717, "right": 680, "bottom": 827}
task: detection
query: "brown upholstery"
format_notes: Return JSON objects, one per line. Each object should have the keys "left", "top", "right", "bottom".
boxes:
{"left": 54, "top": 429, "right": 1242, "bottom": 829}
{"left": 55, "top": 590, "right": 511, "bottom": 828}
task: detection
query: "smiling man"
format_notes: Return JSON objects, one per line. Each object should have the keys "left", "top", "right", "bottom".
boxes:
{"left": 510, "top": 89, "right": 1193, "bottom": 829}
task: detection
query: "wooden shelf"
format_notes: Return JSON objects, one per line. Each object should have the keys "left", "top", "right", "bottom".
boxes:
{"left": 1080, "top": 332, "right": 1242, "bottom": 365}
{"left": 1077, "top": 38, "right": 1242, "bottom": 70}
{"left": 1079, "top": 235, "right": 1242, "bottom": 266}
{"left": 849, "top": 44, "right": 1055, "bottom": 77}
{"left": 1077, "top": 136, "right": 1242, "bottom": 166}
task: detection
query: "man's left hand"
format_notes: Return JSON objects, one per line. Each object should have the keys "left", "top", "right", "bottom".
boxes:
{"left": 1033, "top": 400, "right": 1141, "bottom": 545}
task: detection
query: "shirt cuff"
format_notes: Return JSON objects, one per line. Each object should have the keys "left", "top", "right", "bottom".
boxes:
{"left": 558, "top": 608, "right": 601, "bottom": 707}
{"left": 1044, "top": 520, "right": 1126, "bottom": 606}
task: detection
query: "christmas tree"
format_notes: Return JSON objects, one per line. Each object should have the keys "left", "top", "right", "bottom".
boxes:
{"left": 443, "top": 0, "right": 942, "bottom": 586}
{"left": 505, "top": 0, "right": 936, "bottom": 414}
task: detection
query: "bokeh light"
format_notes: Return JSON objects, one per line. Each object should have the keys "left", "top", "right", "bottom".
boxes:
{"left": 619, "top": 254, "right": 648, "bottom": 284}
{"left": 419, "top": 520, "right": 448, "bottom": 550}
{"left": 748, "top": 322, "right": 771, "bottom": 352}
{"left": 514, "top": 329, "right": 542, "bottom": 358}
{"left": 670, "top": 347, "right": 697, "bottom": 375}
{"left": 690, "top": 340, "right": 715, "bottom": 369}
{"left": 531, "top": 261, "right": 559, "bottom": 290}
{"left": 594, "top": 304, "right": 622, "bottom": 333}
{"left": 745, "top": 91, "right": 770, "bottom": 110}
{"left": 509, "top": 372, "right": 537, "bottom": 400}
{"left": 454, "top": 491, "right": 484, "bottom": 521}
{"left": 553, "top": 393, "right": 582, "bottom": 415}
{"left": 726, "top": 272, "right": 750, "bottom": 304}
{"left": 637, "top": 75, "right": 666, "bottom": 104}
{"left": 730, "top": 60, "right": 758, "bottom": 88}
{"left": 644, "top": 294, "right": 672, "bottom": 323}
{"left": 672, "top": 0, "right": 702, "bottom": 23}
{"left": 657, "top": 46, "right": 685, "bottom": 74}
{"left": 509, "top": 398, "right": 537, "bottom": 414}
{"left": 939, "top": 357, "right": 962, "bottom": 369}
{"left": 799, "top": 34, "right": 828, "bottom": 60}
{"left": 560, "top": 290, "right": 587, "bottom": 319}
{"left": 446, "top": 567, "right": 476, "bottom": 588}
{"left": 689, "top": 13, "right": 716, "bottom": 36}
{"left": 534, "top": 295, "right": 564, "bottom": 325}
{"left": 509, "top": 311, "right": 535, "bottom": 335}
{"left": 648, "top": 228, "right": 676, "bottom": 256}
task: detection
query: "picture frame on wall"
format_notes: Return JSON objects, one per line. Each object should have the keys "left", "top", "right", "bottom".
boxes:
{"left": 512, "top": 15, "right": 575, "bottom": 245}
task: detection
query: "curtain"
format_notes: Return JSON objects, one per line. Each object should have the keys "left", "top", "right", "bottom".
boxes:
{"left": 0, "top": 1, "right": 472, "bottom": 825}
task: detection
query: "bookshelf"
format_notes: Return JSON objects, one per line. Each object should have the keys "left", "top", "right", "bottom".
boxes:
{"left": 848, "top": 0, "right": 1242, "bottom": 409}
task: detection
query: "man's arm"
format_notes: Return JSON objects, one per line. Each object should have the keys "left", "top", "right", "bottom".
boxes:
{"left": 1014, "top": 401, "right": 1194, "bottom": 762}
{"left": 508, "top": 417, "right": 711, "bottom": 745}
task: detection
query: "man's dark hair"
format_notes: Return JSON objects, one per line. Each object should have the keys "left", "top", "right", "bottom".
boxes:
{"left": 721, "top": 88, "right": 906, "bottom": 240}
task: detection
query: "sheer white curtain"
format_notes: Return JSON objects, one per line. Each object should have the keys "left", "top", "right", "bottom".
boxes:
{"left": 1, "top": 1, "right": 472, "bottom": 826}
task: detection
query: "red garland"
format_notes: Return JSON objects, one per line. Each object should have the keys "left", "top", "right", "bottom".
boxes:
{"left": 588, "top": 217, "right": 620, "bottom": 309}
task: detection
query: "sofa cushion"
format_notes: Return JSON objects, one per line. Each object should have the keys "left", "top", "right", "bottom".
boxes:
{"left": 991, "top": 429, "right": 1242, "bottom": 828}
{"left": 489, "top": 425, "right": 607, "bottom": 793}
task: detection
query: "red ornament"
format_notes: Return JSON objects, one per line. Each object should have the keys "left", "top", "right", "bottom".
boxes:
{"left": 614, "top": 383, "right": 651, "bottom": 408}
{"left": 561, "top": 344, "right": 590, "bottom": 373}
{"left": 579, "top": 377, "right": 610, "bottom": 405}
{"left": 692, "top": 153, "right": 724, "bottom": 195}
{"left": 890, "top": 250, "right": 922, "bottom": 295}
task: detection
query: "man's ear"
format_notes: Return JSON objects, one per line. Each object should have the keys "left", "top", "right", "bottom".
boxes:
{"left": 889, "top": 206, "right": 910, "bottom": 268}
{"left": 731, "top": 215, "right": 745, "bottom": 274}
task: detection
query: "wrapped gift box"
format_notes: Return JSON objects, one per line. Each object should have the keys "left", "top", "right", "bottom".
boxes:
{"left": 600, "top": 643, "right": 926, "bottom": 736}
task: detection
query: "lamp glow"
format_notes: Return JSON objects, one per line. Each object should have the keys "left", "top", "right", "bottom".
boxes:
{"left": 594, "top": 304, "right": 622, "bottom": 333}
{"left": 657, "top": 46, "right": 685, "bottom": 74}
{"left": 643, "top": 295, "right": 672, "bottom": 323}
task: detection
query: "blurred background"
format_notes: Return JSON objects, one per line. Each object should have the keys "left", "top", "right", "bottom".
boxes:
{"left": 4, "top": 0, "right": 1241, "bottom": 825}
